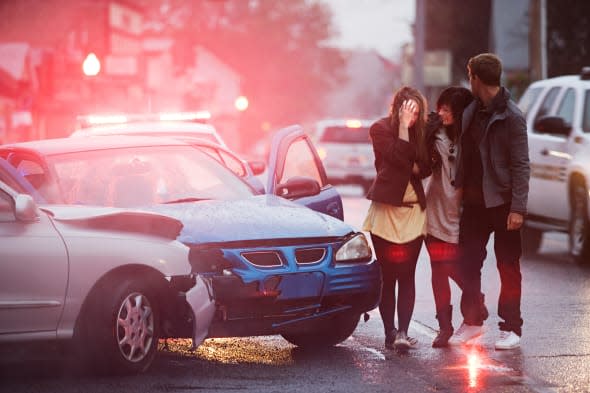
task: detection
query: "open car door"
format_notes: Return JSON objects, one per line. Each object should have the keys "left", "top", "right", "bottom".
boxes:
{"left": 266, "top": 125, "right": 344, "bottom": 220}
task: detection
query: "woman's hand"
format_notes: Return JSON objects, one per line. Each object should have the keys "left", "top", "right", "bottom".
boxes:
{"left": 398, "top": 99, "right": 416, "bottom": 141}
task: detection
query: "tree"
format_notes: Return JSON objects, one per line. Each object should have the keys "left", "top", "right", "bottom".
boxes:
{"left": 144, "top": 0, "right": 347, "bottom": 145}
{"left": 546, "top": 0, "right": 590, "bottom": 77}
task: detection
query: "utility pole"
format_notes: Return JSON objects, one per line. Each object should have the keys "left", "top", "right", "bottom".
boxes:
{"left": 414, "top": 0, "right": 425, "bottom": 92}
{"left": 529, "top": 0, "right": 547, "bottom": 81}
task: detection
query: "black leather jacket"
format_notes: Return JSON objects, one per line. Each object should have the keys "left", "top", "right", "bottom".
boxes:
{"left": 366, "top": 116, "right": 431, "bottom": 210}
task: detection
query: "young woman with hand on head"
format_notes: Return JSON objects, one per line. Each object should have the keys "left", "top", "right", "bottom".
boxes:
{"left": 363, "top": 86, "right": 431, "bottom": 351}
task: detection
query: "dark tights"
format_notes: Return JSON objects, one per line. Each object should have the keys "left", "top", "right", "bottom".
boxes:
{"left": 371, "top": 234, "right": 423, "bottom": 335}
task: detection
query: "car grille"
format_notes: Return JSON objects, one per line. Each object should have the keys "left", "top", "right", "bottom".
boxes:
{"left": 295, "top": 247, "right": 326, "bottom": 265}
{"left": 241, "top": 251, "right": 283, "bottom": 267}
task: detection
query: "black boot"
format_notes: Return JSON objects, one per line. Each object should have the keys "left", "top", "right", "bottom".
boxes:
{"left": 480, "top": 293, "right": 489, "bottom": 321}
{"left": 432, "top": 305, "right": 453, "bottom": 348}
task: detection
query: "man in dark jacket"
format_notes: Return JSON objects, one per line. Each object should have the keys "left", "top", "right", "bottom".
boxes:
{"left": 451, "top": 53, "right": 530, "bottom": 350}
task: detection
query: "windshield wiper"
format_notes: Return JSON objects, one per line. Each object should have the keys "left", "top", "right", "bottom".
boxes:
{"left": 162, "top": 197, "right": 210, "bottom": 204}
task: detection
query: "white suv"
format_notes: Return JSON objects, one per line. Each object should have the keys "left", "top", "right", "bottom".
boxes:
{"left": 312, "top": 119, "right": 375, "bottom": 193}
{"left": 518, "top": 67, "right": 590, "bottom": 263}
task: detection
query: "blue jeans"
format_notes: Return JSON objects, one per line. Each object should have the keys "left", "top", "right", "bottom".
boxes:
{"left": 459, "top": 204, "right": 523, "bottom": 336}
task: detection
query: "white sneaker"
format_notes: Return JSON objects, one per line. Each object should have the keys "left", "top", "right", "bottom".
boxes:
{"left": 448, "top": 323, "right": 484, "bottom": 345}
{"left": 495, "top": 331, "right": 520, "bottom": 350}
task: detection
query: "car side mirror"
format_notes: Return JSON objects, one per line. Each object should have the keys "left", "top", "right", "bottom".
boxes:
{"left": 247, "top": 160, "right": 266, "bottom": 176}
{"left": 14, "top": 194, "right": 39, "bottom": 222}
{"left": 534, "top": 116, "right": 572, "bottom": 136}
{"left": 275, "top": 176, "right": 320, "bottom": 199}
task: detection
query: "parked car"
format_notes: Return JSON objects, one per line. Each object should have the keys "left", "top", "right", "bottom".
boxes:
{"left": 0, "top": 127, "right": 381, "bottom": 348}
{"left": 72, "top": 112, "right": 226, "bottom": 146}
{"left": 312, "top": 119, "right": 375, "bottom": 193}
{"left": 0, "top": 168, "right": 215, "bottom": 374}
{"left": 72, "top": 118, "right": 266, "bottom": 193}
{"left": 518, "top": 67, "right": 590, "bottom": 263}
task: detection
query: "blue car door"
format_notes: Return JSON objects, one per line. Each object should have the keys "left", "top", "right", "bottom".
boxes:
{"left": 266, "top": 125, "right": 344, "bottom": 220}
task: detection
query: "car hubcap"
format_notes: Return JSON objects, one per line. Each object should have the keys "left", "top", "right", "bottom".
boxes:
{"left": 116, "top": 292, "right": 154, "bottom": 363}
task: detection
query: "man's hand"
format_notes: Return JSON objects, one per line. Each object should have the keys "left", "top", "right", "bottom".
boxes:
{"left": 507, "top": 212, "right": 524, "bottom": 230}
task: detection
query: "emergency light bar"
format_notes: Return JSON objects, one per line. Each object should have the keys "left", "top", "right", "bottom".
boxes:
{"left": 76, "top": 111, "right": 212, "bottom": 128}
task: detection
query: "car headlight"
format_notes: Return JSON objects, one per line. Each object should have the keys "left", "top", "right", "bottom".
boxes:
{"left": 335, "top": 233, "right": 373, "bottom": 263}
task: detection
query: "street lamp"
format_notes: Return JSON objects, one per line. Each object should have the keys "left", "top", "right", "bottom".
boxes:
{"left": 235, "top": 95, "right": 249, "bottom": 112}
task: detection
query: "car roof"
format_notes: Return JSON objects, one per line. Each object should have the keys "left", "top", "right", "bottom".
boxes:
{"left": 1, "top": 135, "right": 191, "bottom": 156}
{"left": 314, "top": 118, "right": 374, "bottom": 128}
{"left": 72, "top": 121, "right": 216, "bottom": 135}
{"left": 529, "top": 74, "right": 590, "bottom": 88}
{"left": 71, "top": 121, "right": 227, "bottom": 147}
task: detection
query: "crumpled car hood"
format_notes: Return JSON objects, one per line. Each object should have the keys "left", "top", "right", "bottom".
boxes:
{"left": 145, "top": 195, "right": 352, "bottom": 244}
{"left": 41, "top": 204, "right": 183, "bottom": 240}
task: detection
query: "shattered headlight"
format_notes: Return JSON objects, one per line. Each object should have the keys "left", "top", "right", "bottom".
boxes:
{"left": 335, "top": 233, "right": 373, "bottom": 263}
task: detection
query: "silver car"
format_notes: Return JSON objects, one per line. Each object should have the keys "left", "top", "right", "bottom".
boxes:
{"left": 313, "top": 119, "right": 375, "bottom": 193}
{"left": 0, "top": 175, "right": 215, "bottom": 374}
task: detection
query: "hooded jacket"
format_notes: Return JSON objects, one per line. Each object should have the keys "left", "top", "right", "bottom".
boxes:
{"left": 366, "top": 116, "right": 431, "bottom": 209}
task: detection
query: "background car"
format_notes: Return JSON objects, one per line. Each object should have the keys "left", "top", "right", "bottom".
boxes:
{"left": 72, "top": 112, "right": 227, "bottom": 146}
{"left": 71, "top": 113, "right": 267, "bottom": 193}
{"left": 312, "top": 119, "right": 375, "bottom": 194}
{"left": 0, "top": 129, "right": 381, "bottom": 348}
{"left": 518, "top": 67, "right": 590, "bottom": 263}
{"left": 0, "top": 172, "right": 215, "bottom": 375}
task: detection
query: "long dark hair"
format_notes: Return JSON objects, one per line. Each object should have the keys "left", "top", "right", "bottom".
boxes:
{"left": 388, "top": 86, "right": 428, "bottom": 164}
{"left": 436, "top": 86, "right": 474, "bottom": 142}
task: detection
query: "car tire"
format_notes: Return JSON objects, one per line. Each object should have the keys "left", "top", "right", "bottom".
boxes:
{"left": 521, "top": 225, "right": 543, "bottom": 256}
{"left": 78, "top": 279, "right": 161, "bottom": 375}
{"left": 569, "top": 181, "right": 590, "bottom": 264}
{"left": 280, "top": 313, "right": 360, "bottom": 348}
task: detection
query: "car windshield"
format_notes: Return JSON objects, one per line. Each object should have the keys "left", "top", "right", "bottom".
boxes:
{"left": 320, "top": 126, "right": 370, "bottom": 143}
{"left": 44, "top": 145, "right": 254, "bottom": 207}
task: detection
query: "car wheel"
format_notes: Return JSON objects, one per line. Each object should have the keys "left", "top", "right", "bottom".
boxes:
{"left": 281, "top": 313, "right": 360, "bottom": 348}
{"left": 521, "top": 225, "right": 542, "bottom": 256}
{"left": 80, "top": 279, "right": 160, "bottom": 375}
{"left": 569, "top": 181, "right": 590, "bottom": 264}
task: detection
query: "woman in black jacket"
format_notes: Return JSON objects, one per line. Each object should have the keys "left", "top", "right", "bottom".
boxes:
{"left": 363, "top": 86, "right": 431, "bottom": 350}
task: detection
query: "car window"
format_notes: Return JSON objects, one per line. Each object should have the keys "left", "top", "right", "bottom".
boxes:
{"left": 280, "top": 138, "right": 323, "bottom": 186}
{"left": 533, "top": 87, "right": 561, "bottom": 132}
{"left": 44, "top": 146, "right": 254, "bottom": 207}
{"left": 320, "top": 126, "right": 370, "bottom": 144}
{"left": 218, "top": 150, "right": 246, "bottom": 177}
{"left": 197, "top": 146, "right": 246, "bottom": 178}
{"left": 8, "top": 157, "right": 61, "bottom": 202}
{"left": 584, "top": 90, "right": 590, "bottom": 133}
{"left": 556, "top": 88, "right": 576, "bottom": 126}
{"left": 0, "top": 187, "right": 15, "bottom": 222}
{"left": 518, "top": 86, "right": 543, "bottom": 117}
{"left": 320, "top": 126, "right": 370, "bottom": 143}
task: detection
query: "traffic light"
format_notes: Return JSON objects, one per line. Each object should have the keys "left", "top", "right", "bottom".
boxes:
{"left": 82, "top": 53, "right": 101, "bottom": 77}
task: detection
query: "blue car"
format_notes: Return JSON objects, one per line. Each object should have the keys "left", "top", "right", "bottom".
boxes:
{"left": 0, "top": 126, "right": 381, "bottom": 348}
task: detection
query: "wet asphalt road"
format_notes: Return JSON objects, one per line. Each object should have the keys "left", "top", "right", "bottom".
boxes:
{"left": 1, "top": 187, "right": 589, "bottom": 392}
